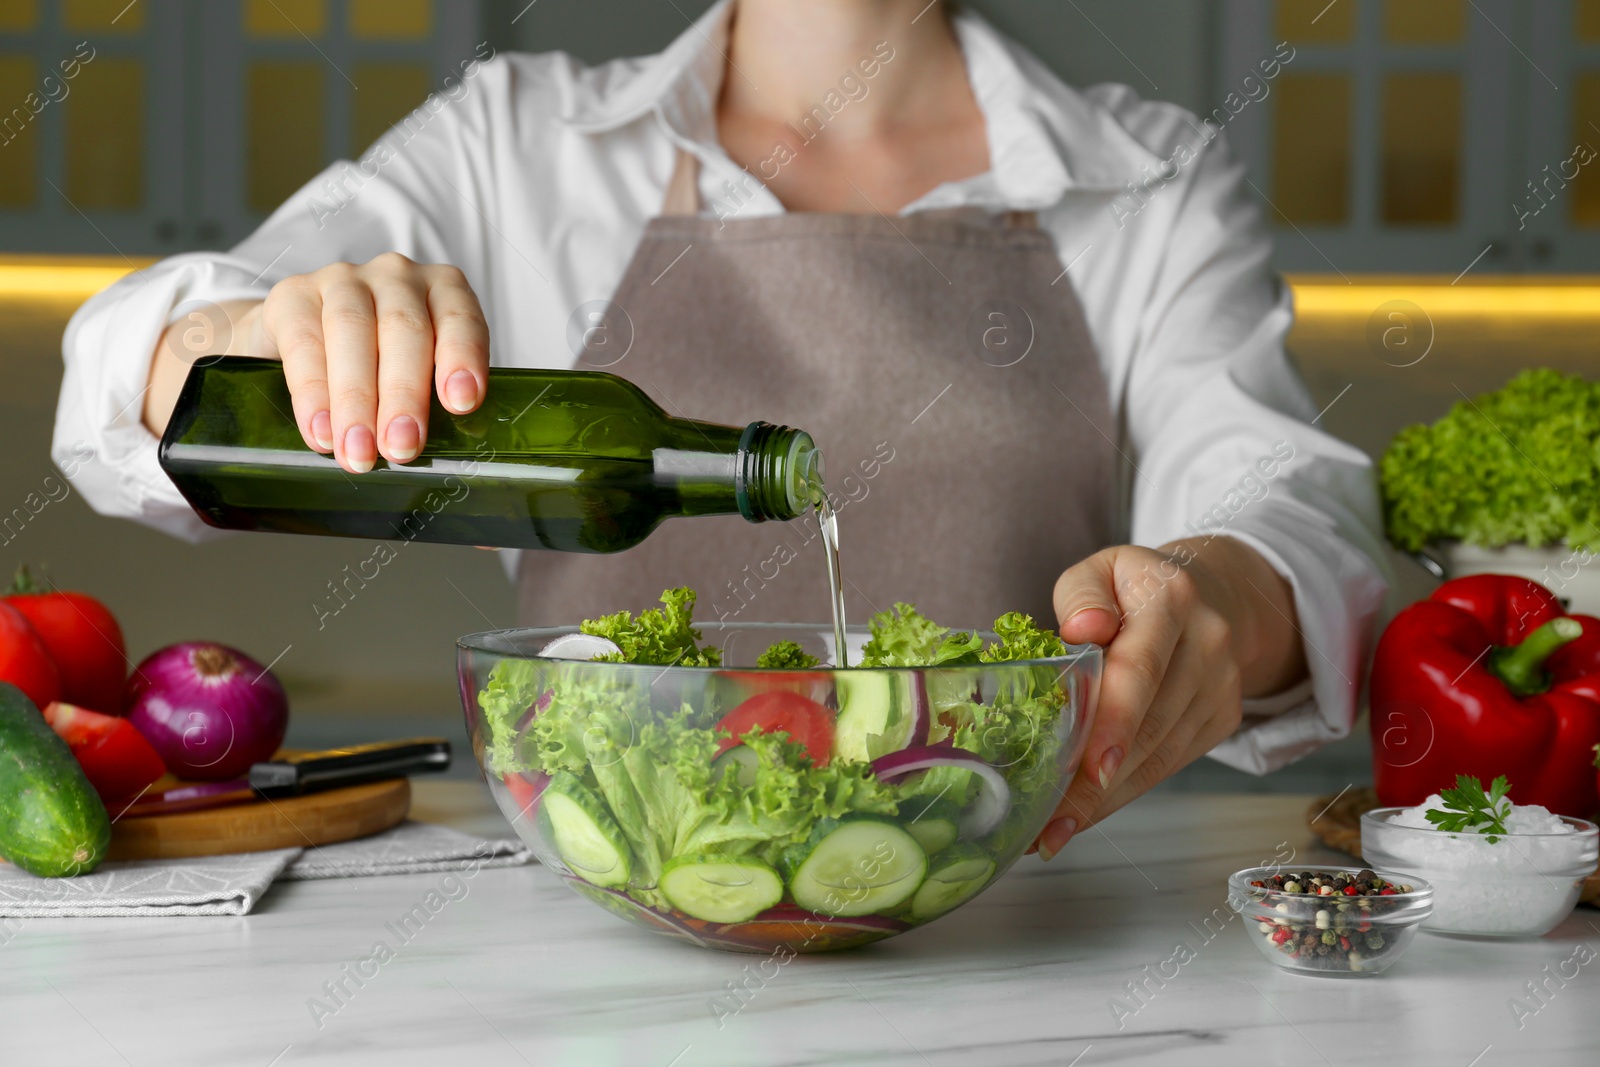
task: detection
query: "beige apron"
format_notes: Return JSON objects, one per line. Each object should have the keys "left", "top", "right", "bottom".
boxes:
{"left": 518, "top": 152, "right": 1117, "bottom": 631}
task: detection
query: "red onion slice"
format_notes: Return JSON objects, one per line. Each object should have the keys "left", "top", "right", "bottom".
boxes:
{"left": 906, "top": 674, "right": 931, "bottom": 749}
{"left": 870, "top": 744, "right": 1011, "bottom": 839}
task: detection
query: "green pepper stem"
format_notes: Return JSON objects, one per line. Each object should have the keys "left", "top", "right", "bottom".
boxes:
{"left": 1489, "top": 617, "right": 1583, "bottom": 696}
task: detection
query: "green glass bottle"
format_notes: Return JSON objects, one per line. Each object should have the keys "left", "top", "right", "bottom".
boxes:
{"left": 159, "top": 357, "right": 821, "bottom": 552}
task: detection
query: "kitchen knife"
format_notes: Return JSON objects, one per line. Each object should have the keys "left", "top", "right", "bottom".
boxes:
{"left": 116, "top": 738, "right": 452, "bottom": 819}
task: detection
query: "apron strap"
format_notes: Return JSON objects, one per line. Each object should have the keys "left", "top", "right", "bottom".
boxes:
{"left": 662, "top": 148, "right": 702, "bottom": 216}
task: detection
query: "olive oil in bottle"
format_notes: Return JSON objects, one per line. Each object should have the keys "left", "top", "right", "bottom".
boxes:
{"left": 159, "top": 357, "right": 822, "bottom": 554}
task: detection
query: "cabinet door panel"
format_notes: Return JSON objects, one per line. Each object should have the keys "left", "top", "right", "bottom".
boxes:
{"left": 1223, "top": 0, "right": 1516, "bottom": 275}
{"left": 197, "top": 0, "right": 483, "bottom": 253}
{"left": 0, "top": 0, "right": 185, "bottom": 254}
{"left": 1525, "top": 1, "right": 1600, "bottom": 271}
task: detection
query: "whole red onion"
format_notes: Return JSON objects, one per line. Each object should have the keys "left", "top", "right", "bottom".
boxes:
{"left": 123, "top": 642, "right": 289, "bottom": 780}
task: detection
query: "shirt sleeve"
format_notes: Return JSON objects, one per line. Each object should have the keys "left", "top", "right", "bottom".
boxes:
{"left": 1118, "top": 127, "right": 1394, "bottom": 775}
{"left": 53, "top": 51, "right": 507, "bottom": 540}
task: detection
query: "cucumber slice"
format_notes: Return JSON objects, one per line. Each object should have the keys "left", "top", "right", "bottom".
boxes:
{"left": 661, "top": 854, "right": 784, "bottom": 923}
{"left": 537, "top": 771, "right": 632, "bottom": 888}
{"left": 833, "top": 672, "right": 912, "bottom": 763}
{"left": 788, "top": 819, "right": 927, "bottom": 917}
{"left": 911, "top": 846, "right": 997, "bottom": 920}
{"left": 899, "top": 795, "right": 959, "bottom": 855}
{"left": 711, "top": 745, "right": 759, "bottom": 789}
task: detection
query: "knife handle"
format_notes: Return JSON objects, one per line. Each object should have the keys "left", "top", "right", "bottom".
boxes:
{"left": 248, "top": 738, "right": 452, "bottom": 796}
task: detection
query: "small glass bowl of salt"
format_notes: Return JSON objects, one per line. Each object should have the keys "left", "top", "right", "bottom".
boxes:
{"left": 1361, "top": 799, "right": 1597, "bottom": 938}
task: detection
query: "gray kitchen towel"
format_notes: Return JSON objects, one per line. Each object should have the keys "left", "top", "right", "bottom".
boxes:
{"left": 0, "top": 849, "right": 299, "bottom": 917}
{"left": 0, "top": 822, "right": 533, "bottom": 917}
{"left": 282, "top": 820, "right": 532, "bottom": 880}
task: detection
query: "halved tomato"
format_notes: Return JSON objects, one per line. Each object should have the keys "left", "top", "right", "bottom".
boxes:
{"left": 41, "top": 701, "right": 166, "bottom": 803}
{"left": 714, "top": 691, "right": 835, "bottom": 766}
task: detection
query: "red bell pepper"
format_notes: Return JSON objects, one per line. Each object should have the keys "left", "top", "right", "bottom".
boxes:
{"left": 1371, "top": 574, "right": 1600, "bottom": 818}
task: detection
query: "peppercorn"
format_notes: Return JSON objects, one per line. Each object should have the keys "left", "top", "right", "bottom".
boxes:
{"left": 1244, "top": 868, "right": 1414, "bottom": 973}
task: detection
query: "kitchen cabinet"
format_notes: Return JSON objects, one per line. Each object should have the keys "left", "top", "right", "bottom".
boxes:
{"left": 1223, "top": 0, "right": 1600, "bottom": 273}
{"left": 0, "top": 0, "right": 483, "bottom": 255}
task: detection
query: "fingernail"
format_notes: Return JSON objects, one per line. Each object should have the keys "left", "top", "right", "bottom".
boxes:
{"left": 1098, "top": 747, "right": 1123, "bottom": 790}
{"left": 311, "top": 410, "right": 333, "bottom": 451}
{"left": 343, "top": 424, "right": 375, "bottom": 473}
{"left": 445, "top": 370, "right": 478, "bottom": 413}
{"left": 1039, "top": 817, "right": 1077, "bottom": 861}
{"left": 385, "top": 415, "right": 420, "bottom": 462}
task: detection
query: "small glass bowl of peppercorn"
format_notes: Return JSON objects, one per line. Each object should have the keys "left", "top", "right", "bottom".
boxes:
{"left": 1227, "top": 866, "right": 1433, "bottom": 977}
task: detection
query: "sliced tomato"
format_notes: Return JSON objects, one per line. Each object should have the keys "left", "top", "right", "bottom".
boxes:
{"left": 502, "top": 770, "right": 550, "bottom": 820}
{"left": 0, "top": 601, "right": 60, "bottom": 711}
{"left": 41, "top": 701, "right": 166, "bottom": 803}
{"left": 717, "top": 670, "right": 834, "bottom": 705}
{"left": 5, "top": 574, "right": 126, "bottom": 714}
{"left": 714, "top": 691, "right": 835, "bottom": 767}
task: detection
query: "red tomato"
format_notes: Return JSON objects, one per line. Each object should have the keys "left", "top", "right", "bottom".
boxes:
{"left": 502, "top": 771, "right": 549, "bottom": 820}
{"left": 0, "top": 602, "right": 60, "bottom": 711}
{"left": 41, "top": 701, "right": 167, "bottom": 803}
{"left": 5, "top": 582, "right": 126, "bottom": 713}
{"left": 714, "top": 691, "right": 835, "bottom": 766}
{"left": 718, "top": 671, "right": 832, "bottom": 701}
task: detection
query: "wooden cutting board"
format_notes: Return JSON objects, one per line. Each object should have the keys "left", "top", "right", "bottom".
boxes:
{"left": 1306, "top": 787, "right": 1600, "bottom": 908}
{"left": 107, "top": 778, "right": 410, "bottom": 861}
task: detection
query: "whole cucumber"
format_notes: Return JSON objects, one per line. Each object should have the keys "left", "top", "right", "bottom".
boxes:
{"left": 0, "top": 682, "right": 110, "bottom": 876}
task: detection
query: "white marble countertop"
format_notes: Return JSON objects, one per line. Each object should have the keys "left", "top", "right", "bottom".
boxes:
{"left": 3, "top": 784, "right": 1596, "bottom": 1066}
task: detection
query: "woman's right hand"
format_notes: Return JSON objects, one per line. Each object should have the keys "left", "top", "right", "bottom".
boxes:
{"left": 146, "top": 252, "right": 490, "bottom": 475}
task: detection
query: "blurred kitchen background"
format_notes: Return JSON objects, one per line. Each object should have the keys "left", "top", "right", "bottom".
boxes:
{"left": 0, "top": 0, "right": 1596, "bottom": 786}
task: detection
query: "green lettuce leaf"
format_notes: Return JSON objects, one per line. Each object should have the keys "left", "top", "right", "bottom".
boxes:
{"left": 479, "top": 658, "right": 542, "bottom": 775}
{"left": 858, "top": 603, "right": 951, "bottom": 667}
{"left": 580, "top": 587, "right": 722, "bottom": 666}
{"left": 979, "top": 612, "right": 1067, "bottom": 663}
{"left": 1381, "top": 368, "right": 1600, "bottom": 551}
{"left": 755, "top": 640, "right": 820, "bottom": 669}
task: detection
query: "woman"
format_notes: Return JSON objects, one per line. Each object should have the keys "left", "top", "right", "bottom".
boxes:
{"left": 55, "top": 0, "right": 1390, "bottom": 860}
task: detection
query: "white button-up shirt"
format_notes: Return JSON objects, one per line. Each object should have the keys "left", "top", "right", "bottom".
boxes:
{"left": 54, "top": 1, "right": 1391, "bottom": 774}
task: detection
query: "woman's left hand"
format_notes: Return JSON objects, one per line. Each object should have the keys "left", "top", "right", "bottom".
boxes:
{"left": 1034, "top": 536, "right": 1307, "bottom": 860}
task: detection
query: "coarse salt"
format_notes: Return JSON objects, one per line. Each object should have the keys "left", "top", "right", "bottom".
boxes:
{"left": 1389, "top": 794, "right": 1571, "bottom": 836}
{"left": 1367, "top": 796, "right": 1593, "bottom": 936}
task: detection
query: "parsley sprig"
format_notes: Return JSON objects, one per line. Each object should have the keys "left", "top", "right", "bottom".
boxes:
{"left": 1424, "top": 774, "right": 1513, "bottom": 842}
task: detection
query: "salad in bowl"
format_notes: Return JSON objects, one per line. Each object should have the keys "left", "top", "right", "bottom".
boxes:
{"left": 459, "top": 590, "right": 1100, "bottom": 952}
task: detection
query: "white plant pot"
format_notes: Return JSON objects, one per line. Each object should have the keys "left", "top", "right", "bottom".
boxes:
{"left": 1433, "top": 542, "right": 1600, "bottom": 616}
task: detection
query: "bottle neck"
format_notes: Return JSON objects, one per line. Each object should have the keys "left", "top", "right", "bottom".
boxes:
{"left": 736, "top": 422, "right": 821, "bottom": 523}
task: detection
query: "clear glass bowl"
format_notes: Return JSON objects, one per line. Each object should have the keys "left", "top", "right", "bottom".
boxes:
{"left": 1227, "top": 866, "right": 1433, "bottom": 977}
{"left": 458, "top": 622, "right": 1100, "bottom": 953}
{"left": 1361, "top": 808, "right": 1599, "bottom": 937}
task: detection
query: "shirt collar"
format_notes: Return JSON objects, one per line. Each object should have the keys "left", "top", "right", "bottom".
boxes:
{"left": 556, "top": 0, "right": 1159, "bottom": 206}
